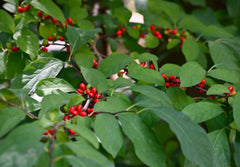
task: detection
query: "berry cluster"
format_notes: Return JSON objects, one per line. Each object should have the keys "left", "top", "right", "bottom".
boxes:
{"left": 161, "top": 74, "right": 181, "bottom": 88}
{"left": 17, "top": 4, "right": 30, "bottom": 13}
{"left": 116, "top": 27, "right": 126, "bottom": 37}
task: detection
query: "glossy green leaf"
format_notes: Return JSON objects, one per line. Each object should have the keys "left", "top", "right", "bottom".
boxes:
{"left": 0, "top": 107, "right": 25, "bottom": 138}
{"left": 167, "top": 87, "right": 195, "bottom": 111}
{"left": 183, "top": 0, "right": 206, "bottom": 6}
{"left": 206, "top": 84, "right": 229, "bottom": 95}
{"left": 64, "top": 155, "right": 102, "bottom": 167}
{"left": 227, "top": 0, "right": 240, "bottom": 25}
{"left": 94, "top": 114, "right": 123, "bottom": 157}
{"left": 138, "top": 52, "right": 158, "bottom": 63}
{"left": 150, "top": 107, "right": 213, "bottom": 167}
{"left": 74, "top": 45, "right": 95, "bottom": 68}
{"left": 128, "top": 61, "right": 164, "bottom": 85}
{"left": 66, "top": 26, "right": 101, "bottom": 55}
{"left": 36, "top": 78, "right": 75, "bottom": 96}
{"left": 113, "top": 77, "right": 135, "bottom": 89}
{"left": 182, "top": 39, "right": 199, "bottom": 61}
{"left": 130, "top": 85, "right": 173, "bottom": 108}
{"left": 69, "top": 7, "right": 88, "bottom": 20}
{"left": 179, "top": 15, "right": 206, "bottom": 33}
{"left": 234, "top": 131, "right": 240, "bottom": 167}
{"left": 107, "top": 38, "right": 118, "bottom": 52}
{"left": 112, "top": 7, "right": 131, "bottom": 24}
{"left": 127, "top": 27, "right": 140, "bottom": 39}
{"left": 65, "top": 139, "right": 114, "bottom": 167}
{"left": 208, "top": 41, "right": 239, "bottom": 70}
{"left": 11, "top": 57, "right": 63, "bottom": 93}
{"left": 182, "top": 102, "right": 225, "bottom": 123}
{"left": 208, "top": 129, "right": 230, "bottom": 167}
{"left": 0, "top": 52, "right": 7, "bottom": 78}
{"left": 179, "top": 61, "right": 205, "bottom": 87}
{"left": 94, "top": 96, "right": 131, "bottom": 113}
{"left": 145, "top": 33, "right": 159, "bottom": 48}
{"left": 66, "top": 117, "right": 99, "bottom": 149}
{"left": 98, "top": 53, "right": 134, "bottom": 77}
{"left": 0, "top": 123, "right": 44, "bottom": 167}
{"left": 200, "top": 25, "right": 233, "bottom": 39}
{"left": 30, "top": 0, "right": 65, "bottom": 23}
{"left": 167, "top": 39, "right": 180, "bottom": 50}
{"left": 233, "top": 92, "right": 240, "bottom": 129}
{"left": 0, "top": 9, "right": 15, "bottom": 33}
{"left": 207, "top": 68, "right": 239, "bottom": 83}
{"left": 13, "top": 29, "right": 39, "bottom": 60}
{"left": 160, "top": 63, "right": 180, "bottom": 77}
{"left": 118, "top": 112, "right": 166, "bottom": 167}
{"left": 80, "top": 67, "right": 109, "bottom": 93}
{"left": 6, "top": 52, "right": 25, "bottom": 79}
{"left": 39, "top": 22, "right": 57, "bottom": 39}
{"left": 76, "top": 19, "right": 95, "bottom": 30}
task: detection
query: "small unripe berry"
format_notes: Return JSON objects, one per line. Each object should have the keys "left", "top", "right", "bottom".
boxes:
{"left": 231, "top": 90, "right": 237, "bottom": 96}
{"left": 17, "top": 6, "right": 24, "bottom": 13}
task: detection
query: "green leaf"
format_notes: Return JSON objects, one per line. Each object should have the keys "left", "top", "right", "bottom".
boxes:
{"left": 234, "top": 132, "right": 240, "bottom": 167}
{"left": 6, "top": 52, "right": 25, "bottom": 79}
{"left": 0, "top": 107, "right": 25, "bottom": 138}
{"left": 69, "top": 7, "right": 88, "bottom": 20}
{"left": 207, "top": 68, "right": 239, "bottom": 83}
{"left": 94, "top": 96, "right": 131, "bottom": 113}
{"left": 145, "top": 33, "right": 159, "bottom": 48}
{"left": 233, "top": 92, "right": 240, "bottom": 129}
{"left": 129, "top": 85, "right": 172, "bottom": 108}
{"left": 74, "top": 45, "right": 95, "bottom": 68}
{"left": 227, "top": 0, "right": 240, "bottom": 25}
{"left": 167, "top": 39, "right": 180, "bottom": 50}
{"left": 39, "top": 22, "right": 57, "bottom": 39}
{"left": 182, "top": 39, "right": 199, "bottom": 61}
{"left": 107, "top": 38, "right": 118, "bottom": 52}
{"left": 0, "top": 52, "right": 7, "bottom": 78}
{"left": 182, "top": 102, "right": 225, "bottom": 123}
{"left": 206, "top": 84, "right": 229, "bottom": 95}
{"left": 0, "top": 9, "right": 15, "bottom": 33}
{"left": 208, "top": 41, "right": 239, "bottom": 70}
{"left": 0, "top": 123, "right": 44, "bottom": 167}
{"left": 65, "top": 139, "right": 114, "bottom": 167}
{"left": 179, "top": 61, "right": 205, "bottom": 87}
{"left": 30, "top": 0, "right": 65, "bottom": 24}
{"left": 64, "top": 155, "right": 102, "bottom": 167}
{"left": 127, "top": 27, "right": 140, "bottom": 39}
{"left": 11, "top": 57, "right": 63, "bottom": 93}
{"left": 36, "top": 78, "right": 75, "bottom": 96}
{"left": 128, "top": 61, "right": 164, "bottom": 85}
{"left": 183, "top": 0, "right": 206, "bottom": 6}
{"left": 178, "top": 15, "right": 206, "bottom": 33}
{"left": 138, "top": 52, "right": 158, "bottom": 63}
{"left": 208, "top": 129, "right": 230, "bottom": 167}
{"left": 113, "top": 77, "right": 135, "bottom": 89}
{"left": 160, "top": 63, "right": 180, "bottom": 77}
{"left": 76, "top": 19, "right": 95, "bottom": 30}
{"left": 98, "top": 53, "right": 133, "bottom": 77}
{"left": 200, "top": 25, "right": 233, "bottom": 39}
{"left": 112, "top": 7, "right": 131, "bottom": 24}
{"left": 166, "top": 87, "right": 195, "bottom": 111}
{"left": 66, "top": 26, "right": 101, "bottom": 55}
{"left": 66, "top": 117, "right": 99, "bottom": 149}
{"left": 13, "top": 29, "right": 39, "bottom": 60}
{"left": 118, "top": 112, "right": 166, "bottom": 167}
{"left": 94, "top": 114, "right": 123, "bottom": 157}
{"left": 150, "top": 107, "right": 213, "bottom": 167}
{"left": 80, "top": 67, "right": 110, "bottom": 93}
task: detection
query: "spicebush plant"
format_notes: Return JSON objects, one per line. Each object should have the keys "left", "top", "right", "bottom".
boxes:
{"left": 0, "top": 0, "right": 240, "bottom": 167}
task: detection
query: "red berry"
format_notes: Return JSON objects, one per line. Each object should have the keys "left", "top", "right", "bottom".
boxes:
{"left": 68, "top": 129, "right": 76, "bottom": 134}
{"left": 48, "top": 36, "right": 53, "bottom": 41}
{"left": 76, "top": 105, "right": 83, "bottom": 112}
{"left": 209, "top": 96, "right": 214, "bottom": 99}
{"left": 63, "top": 115, "right": 70, "bottom": 121}
{"left": 91, "top": 87, "right": 97, "bottom": 94}
{"left": 76, "top": 89, "right": 84, "bottom": 94}
{"left": 52, "top": 18, "right": 58, "bottom": 23}
{"left": 44, "top": 15, "right": 50, "bottom": 20}
{"left": 150, "top": 24, "right": 155, "bottom": 31}
{"left": 153, "top": 31, "right": 160, "bottom": 36}
{"left": 228, "top": 86, "right": 233, "bottom": 93}
{"left": 12, "top": 47, "right": 19, "bottom": 51}
{"left": 116, "top": 30, "right": 123, "bottom": 36}
{"left": 166, "top": 28, "right": 171, "bottom": 33}
{"left": 59, "top": 36, "right": 64, "bottom": 41}
{"left": 121, "top": 27, "right": 126, "bottom": 31}
{"left": 44, "top": 131, "right": 48, "bottom": 135}
{"left": 48, "top": 129, "right": 54, "bottom": 135}
{"left": 93, "top": 58, "right": 98, "bottom": 68}
{"left": 86, "top": 89, "right": 91, "bottom": 95}
{"left": 65, "top": 23, "right": 68, "bottom": 28}
{"left": 156, "top": 34, "right": 162, "bottom": 39}
{"left": 171, "top": 29, "right": 178, "bottom": 34}
{"left": 66, "top": 46, "right": 70, "bottom": 52}
{"left": 198, "top": 89, "right": 203, "bottom": 93}
{"left": 37, "top": 11, "right": 43, "bottom": 18}
{"left": 175, "top": 78, "right": 180, "bottom": 82}
{"left": 24, "top": 4, "right": 30, "bottom": 11}
{"left": 67, "top": 18, "right": 73, "bottom": 25}
{"left": 42, "top": 47, "right": 48, "bottom": 52}
{"left": 140, "top": 34, "right": 146, "bottom": 38}
{"left": 17, "top": 6, "right": 24, "bottom": 13}
{"left": 94, "top": 99, "right": 100, "bottom": 104}
{"left": 69, "top": 106, "right": 75, "bottom": 111}
{"left": 88, "top": 92, "right": 94, "bottom": 98}
{"left": 141, "top": 62, "right": 146, "bottom": 67}
{"left": 95, "top": 93, "right": 102, "bottom": 98}
{"left": 168, "top": 75, "right": 175, "bottom": 80}
{"left": 80, "top": 83, "right": 86, "bottom": 91}
{"left": 181, "top": 37, "right": 186, "bottom": 42}
{"left": 79, "top": 111, "right": 87, "bottom": 117}
{"left": 165, "top": 82, "right": 170, "bottom": 88}
{"left": 161, "top": 74, "right": 167, "bottom": 80}
{"left": 179, "top": 43, "right": 183, "bottom": 49}
{"left": 200, "top": 79, "right": 206, "bottom": 84}
{"left": 86, "top": 108, "right": 92, "bottom": 114}
{"left": 149, "top": 64, "right": 155, "bottom": 70}
{"left": 132, "top": 25, "right": 138, "bottom": 29}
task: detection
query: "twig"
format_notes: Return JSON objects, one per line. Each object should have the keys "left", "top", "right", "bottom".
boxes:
{"left": 93, "top": 110, "right": 137, "bottom": 116}
{"left": 49, "top": 121, "right": 66, "bottom": 167}
{"left": 82, "top": 98, "right": 92, "bottom": 111}
{"left": 0, "top": 97, "right": 40, "bottom": 120}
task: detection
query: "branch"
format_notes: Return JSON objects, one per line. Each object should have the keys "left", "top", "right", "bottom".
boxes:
{"left": 82, "top": 98, "right": 92, "bottom": 111}
{"left": 0, "top": 97, "right": 40, "bottom": 120}
{"left": 49, "top": 121, "right": 66, "bottom": 167}
{"left": 93, "top": 110, "right": 137, "bottom": 116}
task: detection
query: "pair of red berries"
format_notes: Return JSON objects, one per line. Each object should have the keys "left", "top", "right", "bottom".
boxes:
{"left": 47, "top": 36, "right": 64, "bottom": 42}
{"left": 116, "top": 27, "right": 126, "bottom": 36}
{"left": 17, "top": 4, "right": 30, "bottom": 13}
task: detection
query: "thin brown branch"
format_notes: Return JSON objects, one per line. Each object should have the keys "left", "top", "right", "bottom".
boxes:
{"left": 0, "top": 97, "right": 40, "bottom": 120}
